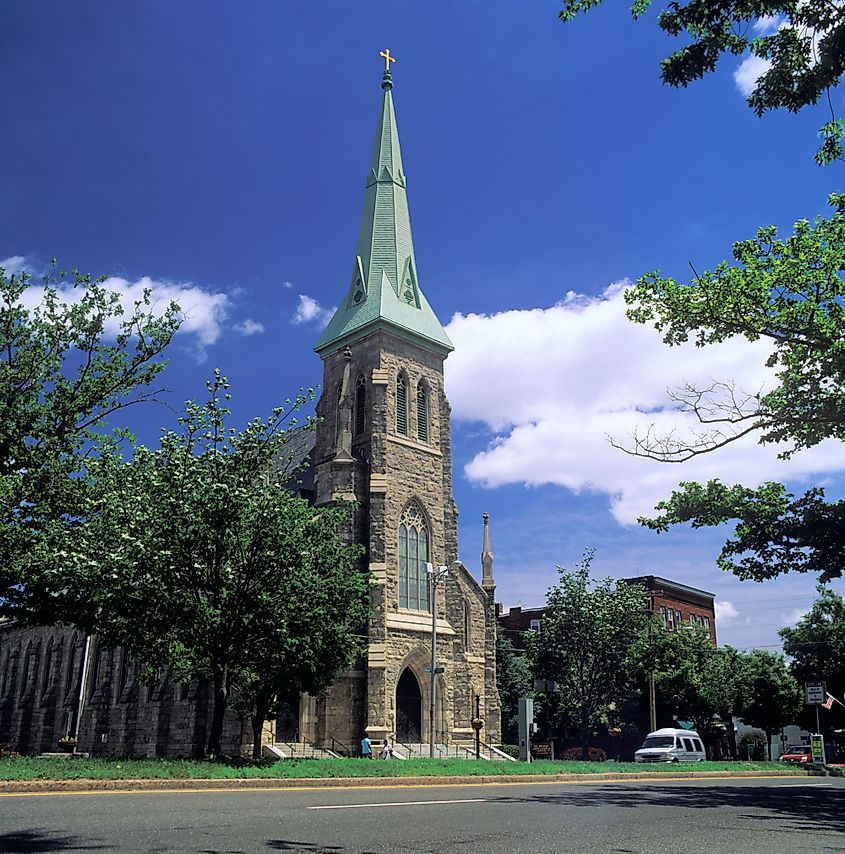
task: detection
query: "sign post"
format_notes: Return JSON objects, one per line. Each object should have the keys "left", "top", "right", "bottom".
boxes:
{"left": 805, "top": 681, "right": 826, "bottom": 740}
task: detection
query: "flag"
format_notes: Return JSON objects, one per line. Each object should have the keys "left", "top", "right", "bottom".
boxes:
{"left": 822, "top": 693, "right": 836, "bottom": 710}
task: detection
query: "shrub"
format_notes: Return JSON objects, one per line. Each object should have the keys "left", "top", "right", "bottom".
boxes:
{"left": 559, "top": 746, "right": 607, "bottom": 762}
{"left": 496, "top": 744, "right": 520, "bottom": 759}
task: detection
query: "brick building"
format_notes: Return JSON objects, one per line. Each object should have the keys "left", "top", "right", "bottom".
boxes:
{"left": 0, "top": 62, "right": 501, "bottom": 757}
{"left": 497, "top": 576, "right": 717, "bottom": 647}
{"left": 626, "top": 576, "right": 716, "bottom": 644}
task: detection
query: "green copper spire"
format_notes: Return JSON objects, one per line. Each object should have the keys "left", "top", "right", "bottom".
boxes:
{"left": 315, "top": 58, "right": 454, "bottom": 357}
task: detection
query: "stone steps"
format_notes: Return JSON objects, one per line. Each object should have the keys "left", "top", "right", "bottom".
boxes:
{"left": 267, "top": 742, "right": 340, "bottom": 760}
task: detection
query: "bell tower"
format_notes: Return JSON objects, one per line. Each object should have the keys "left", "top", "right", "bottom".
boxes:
{"left": 307, "top": 54, "right": 499, "bottom": 749}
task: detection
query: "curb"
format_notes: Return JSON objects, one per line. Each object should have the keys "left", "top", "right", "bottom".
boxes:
{"left": 0, "top": 769, "right": 807, "bottom": 795}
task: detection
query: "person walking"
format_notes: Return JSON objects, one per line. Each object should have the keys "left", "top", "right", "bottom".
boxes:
{"left": 361, "top": 734, "right": 372, "bottom": 759}
{"left": 380, "top": 738, "right": 393, "bottom": 760}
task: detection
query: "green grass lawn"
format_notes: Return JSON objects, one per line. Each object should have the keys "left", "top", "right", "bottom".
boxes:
{"left": 0, "top": 756, "right": 801, "bottom": 782}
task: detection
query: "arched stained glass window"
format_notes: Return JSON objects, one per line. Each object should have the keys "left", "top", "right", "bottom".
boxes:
{"left": 355, "top": 375, "right": 366, "bottom": 436}
{"left": 398, "top": 501, "right": 430, "bottom": 611}
{"left": 416, "top": 384, "right": 428, "bottom": 443}
{"left": 396, "top": 375, "right": 408, "bottom": 435}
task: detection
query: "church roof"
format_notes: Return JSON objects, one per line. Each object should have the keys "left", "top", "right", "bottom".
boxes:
{"left": 314, "top": 66, "right": 453, "bottom": 357}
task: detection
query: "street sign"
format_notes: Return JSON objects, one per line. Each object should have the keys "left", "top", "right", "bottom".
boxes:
{"left": 805, "top": 681, "right": 826, "bottom": 705}
{"left": 532, "top": 741, "right": 553, "bottom": 760}
{"left": 811, "top": 733, "right": 826, "bottom": 764}
{"left": 533, "top": 679, "right": 557, "bottom": 694}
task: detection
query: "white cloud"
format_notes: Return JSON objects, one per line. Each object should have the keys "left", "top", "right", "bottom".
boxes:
{"left": 734, "top": 55, "right": 773, "bottom": 96}
{"left": 1, "top": 256, "right": 28, "bottom": 275}
{"left": 753, "top": 14, "right": 783, "bottom": 34}
{"left": 292, "top": 294, "right": 334, "bottom": 328}
{"left": 715, "top": 600, "right": 740, "bottom": 625}
{"left": 15, "top": 273, "right": 229, "bottom": 354}
{"left": 445, "top": 284, "right": 844, "bottom": 524}
{"left": 233, "top": 318, "right": 265, "bottom": 336}
{"left": 782, "top": 607, "right": 807, "bottom": 626}
{"left": 283, "top": 280, "right": 294, "bottom": 289}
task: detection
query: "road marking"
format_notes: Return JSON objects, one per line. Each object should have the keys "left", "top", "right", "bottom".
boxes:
{"left": 308, "top": 798, "right": 487, "bottom": 810}
{"left": 0, "top": 774, "right": 811, "bottom": 799}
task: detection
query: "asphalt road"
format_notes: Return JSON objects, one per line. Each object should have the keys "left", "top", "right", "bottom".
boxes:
{"left": 1, "top": 776, "right": 842, "bottom": 854}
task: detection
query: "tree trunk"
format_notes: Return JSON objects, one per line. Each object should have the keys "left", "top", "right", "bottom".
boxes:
{"left": 765, "top": 728, "right": 774, "bottom": 762}
{"left": 251, "top": 712, "right": 264, "bottom": 760}
{"left": 207, "top": 672, "right": 228, "bottom": 757}
{"left": 251, "top": 693, "right": 271, "bottom": 760}
{"left": 580, "top": 710, "right": 590, "bottom": 761}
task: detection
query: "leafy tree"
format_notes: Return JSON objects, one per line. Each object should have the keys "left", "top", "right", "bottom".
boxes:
{"left": 780, "top": 587, "right": 845, "bottom": 734}
{"left": 529, "top": 551, "right": 651, "bottom": 759}
{"left": 559, "top": 0, "right": 845, "bottom": 163}
{"left": 557, "top": 0, "right": 845, "bottom": 582}
{"left": 495, "top": 630, "right": 533, "bottom": 745}
{"left": 650, "top": 627, "right": 744, "bottom": 753}
{"left": 737, "top": 649, "right": 802, "bottom": 759}
{"left": 67, "top": 373, "right": 369, "bottom": 756}
{"left": 0, "top": 261, "right": 179, "bottom": 620}
{"left": 627, "top": 195, "right": 845, "bottom": 582}
{"left": 233, "top": 594, "right": 370, "bottom": 759}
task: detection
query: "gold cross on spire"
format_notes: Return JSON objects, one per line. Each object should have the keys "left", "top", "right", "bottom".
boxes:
{"left": 379, "top": 48, "right": 396, "bottom": 72}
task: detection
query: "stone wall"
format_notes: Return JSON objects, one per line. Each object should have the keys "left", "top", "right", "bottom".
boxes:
{"left": 315, "top": 330, "right": 501, "bottom": 747}
{"left": 0, "top": 623, "right": 250, "bottom": 757}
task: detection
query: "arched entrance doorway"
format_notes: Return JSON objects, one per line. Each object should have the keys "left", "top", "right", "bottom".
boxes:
{"left": 275, "top": 698, "right": 299, "bottom": 742}
{"left": 396, "top": 668, "right": 422, "bottom": 743}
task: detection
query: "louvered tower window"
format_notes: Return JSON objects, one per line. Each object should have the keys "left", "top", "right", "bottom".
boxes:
{"left": 396, "top": 375, "right": 408, "bottom": 435}
{"left": 355, "top": 375, "right": 366, "bottom": 436}
{"left": 416, "top": 384, "right": 428, "bottom": 443}
{"left": 398, "top": 501, "right": 430, "bottom": 611}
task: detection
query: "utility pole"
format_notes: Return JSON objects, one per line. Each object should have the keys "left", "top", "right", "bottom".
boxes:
{"left": 427, "top": 563, "right": 449, "bottom": 758}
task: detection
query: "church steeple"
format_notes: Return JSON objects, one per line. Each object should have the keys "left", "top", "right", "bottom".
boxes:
{"left": 481, "top": 512, "right": 495, "bottom": 590}
{"left": 315, "top": 54, "right": 453, "bottom": 357}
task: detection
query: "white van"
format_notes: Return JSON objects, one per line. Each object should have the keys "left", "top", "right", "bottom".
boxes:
{"left": 634, "top": 728, "right": 706, "bottom": 763}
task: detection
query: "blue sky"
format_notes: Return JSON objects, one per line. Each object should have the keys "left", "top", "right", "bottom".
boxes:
{"left": 3, "top": 0, "right": 843, "bottom": 651}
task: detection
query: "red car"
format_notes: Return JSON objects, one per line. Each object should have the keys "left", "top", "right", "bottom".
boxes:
{"left": 780, "top": 745, "right": 813, "bottom": 763}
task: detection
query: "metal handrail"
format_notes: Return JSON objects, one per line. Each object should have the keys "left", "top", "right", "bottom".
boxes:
{"left": 329, "top": 736, "right": 351, "bottom": 757}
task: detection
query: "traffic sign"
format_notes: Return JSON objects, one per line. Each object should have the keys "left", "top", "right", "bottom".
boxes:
{"left": 805, "top": 681, "right": 826, "bottom": 704}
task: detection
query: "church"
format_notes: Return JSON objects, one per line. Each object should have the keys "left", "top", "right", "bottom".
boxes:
{"left": 0, "top": 57, "right": 502, "bottom": 758}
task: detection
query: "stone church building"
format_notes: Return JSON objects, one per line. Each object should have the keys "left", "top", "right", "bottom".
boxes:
{"left": 0, "top": 63, "right": 501, "bottom": 757}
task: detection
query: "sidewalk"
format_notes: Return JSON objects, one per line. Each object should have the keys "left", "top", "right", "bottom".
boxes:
{"left": 0, "top": 768, "right": 807, "bottom": 796}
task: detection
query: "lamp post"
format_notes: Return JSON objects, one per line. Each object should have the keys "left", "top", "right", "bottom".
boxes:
{"left": 472, "top": 694, "right": 484, "bottom": 760}
{"left": 426, "top": 562, "right": 450, "bottom": 758}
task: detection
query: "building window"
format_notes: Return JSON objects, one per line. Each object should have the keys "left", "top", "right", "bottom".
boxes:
{"left": 667, "top": 609, "right": 675, "bottom": 629}
{"left": 675, "top": 610, "right": 682, "bottom": 626}
{"left": 118, "top": 647, "right": 131, "bottom": 697}
{"left": 659, "top": 606, "right": 666, "bottom": 623}
{"left": 703, "top": 616, "right": 711, "bottom": 638}
{"left": 42, "top": 640, "right": 54, "bottom": 697}
{"left": 23, "top": 644, "right": 38, "bottom": 695}
{"left": 355, "top": 375, "right": 366, "bottom": 435}
{"left": 396, "top": 375, "right": 408, "bottom": 436}
{"left": 416, "top": 383, "right": 428, "bottom": 443}
{"left": 64, "top": 636, "right": 79, "bottom": 699}
{"left": 529, "top": 618, "right": 542, "bottom": 633}
{"left": 398, "top": 501, "right": 430, "bottom": 611}
{"left": 93, "top": 643, "right": 102, "bottom": 686}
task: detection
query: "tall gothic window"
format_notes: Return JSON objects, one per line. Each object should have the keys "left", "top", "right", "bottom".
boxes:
{"left": 396, "top": 375, "right": 408, "bottom": 436}
{"left": 416, "top": 383, "right": 428, "bottom": 443}
{"left": 41, "top": 640, "right": 53, "bottom": 697}
{"left": 398, "top": 501, "right": 430, "bottom": 611}
{"left": 355, "top": 375, "right": 366, "bottom": 436}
